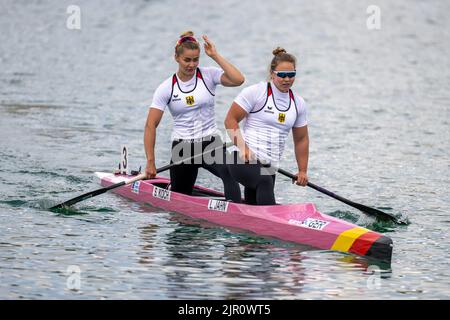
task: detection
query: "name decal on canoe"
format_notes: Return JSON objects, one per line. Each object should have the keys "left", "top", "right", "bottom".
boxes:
{"left": 131, "top": 181, "right": 140, "bottom": 194}
{"left": 152, "top": 186, "right": 171, "bottom": 201}
{"left": 207, "top": 199, "right": 229, "bottom": 212}
{"left": 288, "top": 218, "right": 329, "bottom": 230}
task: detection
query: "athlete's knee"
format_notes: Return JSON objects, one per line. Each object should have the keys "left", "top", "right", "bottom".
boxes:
{"left": 258, "top": 175, "right": 275, "bottom": 189}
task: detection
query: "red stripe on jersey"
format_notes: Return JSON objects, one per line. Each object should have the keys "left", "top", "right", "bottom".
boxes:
{"left": 267, "top": 84, "right": 272, "bottom": 97}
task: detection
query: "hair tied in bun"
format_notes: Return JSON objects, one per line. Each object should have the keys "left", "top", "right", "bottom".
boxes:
{"left": 272, "top": 47, "right": 287, "bottom": 56}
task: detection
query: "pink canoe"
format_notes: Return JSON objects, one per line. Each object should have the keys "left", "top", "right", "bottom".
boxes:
{"left": 95, "top": 172, "right": 393, "bottom": 262}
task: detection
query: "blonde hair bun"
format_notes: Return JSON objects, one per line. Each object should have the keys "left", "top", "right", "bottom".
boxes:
{"left": 180, "top": 30, "right": 194, "bottom": 37}
{"left": 272, "top": 47, "right": 287, "bottom": 56}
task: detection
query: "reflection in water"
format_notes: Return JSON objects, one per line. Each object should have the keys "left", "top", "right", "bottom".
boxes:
{"left": 218, "top": 245, "right": 308, "bottom": 300}
{"left": 137, "top": 223, "right": 158, "bottom": 265}
{"left": 134, "top": 204, "right": 160, "bottom": 266}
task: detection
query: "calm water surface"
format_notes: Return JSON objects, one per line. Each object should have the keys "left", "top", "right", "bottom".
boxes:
{"left": 1, "top": 0, "right": 449, "bottom": 299}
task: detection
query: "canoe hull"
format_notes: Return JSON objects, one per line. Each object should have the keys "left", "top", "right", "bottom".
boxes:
{"left": 95, "top": 172, "right": 393, "bottom": 262}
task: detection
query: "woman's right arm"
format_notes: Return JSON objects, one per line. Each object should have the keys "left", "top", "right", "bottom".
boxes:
{"left": 224, "top": 102, "right": 253, "bottom": 162}
{"left": 144, "top": 108, "right": 164, "bottom": 178}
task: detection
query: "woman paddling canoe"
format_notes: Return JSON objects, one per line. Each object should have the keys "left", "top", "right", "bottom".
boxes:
{"left": 144, "top": 31, "right": 244, "bottom": 202}
{"left": 225, "top": 47, "right": 309, "bottom": 205}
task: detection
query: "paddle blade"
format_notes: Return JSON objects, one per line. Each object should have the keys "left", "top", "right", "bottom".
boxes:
{"left": 276, "top": 168, "right": 405, "bottom": 224}
{"left": 49, "top": 181, "right": 126, "bottom": 210}
{"left": 306, "top": 181, "right": 404, "bottom": 224}
{"left": 49, "top": 173, "right": 145, "bottom": 210}
{"left": 347, "top": 201, "right": 406, "bottom": 224}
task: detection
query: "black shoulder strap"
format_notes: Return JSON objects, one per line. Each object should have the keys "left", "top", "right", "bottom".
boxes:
{"left": 197, "top": 68, "right": 215, "bottom": 97}
{"left": 167, "top": 74, "right": 177, "bottom": 105}
{"left": 290, "top": 89, "right": 298, "bottom": 117}
{"left": 250, "top": 82, "right": 271, "bottom": 114}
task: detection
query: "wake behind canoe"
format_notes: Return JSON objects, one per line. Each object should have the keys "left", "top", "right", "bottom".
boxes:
{"left": 95, "top": 172, "right": 393, "bottom": 263}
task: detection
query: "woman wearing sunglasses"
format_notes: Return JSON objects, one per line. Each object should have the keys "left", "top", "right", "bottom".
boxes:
{"left": 144, "top": 31, "right": 244, "bottom": 202}
{"left": 225, "top": 47, "right": 309, "bottom": 205}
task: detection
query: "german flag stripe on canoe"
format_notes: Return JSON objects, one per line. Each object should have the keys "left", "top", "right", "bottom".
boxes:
{"left": 331, "top": 227, "right": 370, "bottom": 252}
{"left": 331, "top": 227, "right": 383, "bottom": 255}
{"left": 349, "top": 230, "right": 383, "bottom": 256}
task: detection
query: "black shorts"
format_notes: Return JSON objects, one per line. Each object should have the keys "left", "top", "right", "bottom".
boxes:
{"left": 169, "top": 136, "right": 241, "bottom": 203}
{"left": 227, "top": 151, "right": 276, "bottom": 205}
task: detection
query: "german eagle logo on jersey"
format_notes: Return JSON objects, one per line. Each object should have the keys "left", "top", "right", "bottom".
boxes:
{"left": 278, "top": 113, "right": 286, "bottom": 123}
{"left": 185, "top": 96, "right": 195, "bottom": 106}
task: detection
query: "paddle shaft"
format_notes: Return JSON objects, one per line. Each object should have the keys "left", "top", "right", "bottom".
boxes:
{"left": 277, "top": 168, "right": 401, "bottom": 223}
{"left": 50, "top": 142, "right": 232, "bottom": 210}
{"left": 278, "top": 168, "right": 359, "bottom": 206}
{"left": 49, "top": 173, "right": 146, "bottom": 209}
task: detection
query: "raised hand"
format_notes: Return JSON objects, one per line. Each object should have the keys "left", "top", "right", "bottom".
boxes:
{"left": 202, "top": 35, "right": 218, "bottom": 59}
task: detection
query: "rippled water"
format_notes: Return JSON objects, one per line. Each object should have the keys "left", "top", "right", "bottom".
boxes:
{"left": 1, "top": 0, "right": 449, "bottom": 299}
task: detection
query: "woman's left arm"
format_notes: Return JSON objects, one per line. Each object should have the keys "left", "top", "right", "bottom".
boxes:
{"left": 292, "top": 126, "right": 309, "bottom": 186}
{"left": 202, "top": 35, "right": 244, "bottom": 87}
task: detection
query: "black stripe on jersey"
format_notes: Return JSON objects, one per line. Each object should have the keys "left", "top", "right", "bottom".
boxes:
{"left": 250, "top": 82, "right": 271, "bottom": 114}
{"left": 271, "top": 83, "right": 292, "bottom": 112}
{"left": 290, "top": 90, "right": 299, "bottom": 118}
{"left": 173, "top": 69, "right": 199, "bottom": 94}
{"left": 197, "top": 68, "right": 215, "bottom": 97}
{"left": 167, "top": 74, "right": 177, "bottom": 105}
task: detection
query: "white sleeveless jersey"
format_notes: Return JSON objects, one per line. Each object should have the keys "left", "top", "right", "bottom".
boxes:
{"left": 150, "top": 67, "right": 222, "bottom": 140}
{"left": 235, "top": 82, "right": 307, "bottom": 163}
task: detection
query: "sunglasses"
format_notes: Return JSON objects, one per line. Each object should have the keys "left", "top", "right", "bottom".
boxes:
{"left": 176, "top": 36, "right": 198, "bottom": 46}
{"left": 273, "top": 70, "right": 296, "bottom": 78}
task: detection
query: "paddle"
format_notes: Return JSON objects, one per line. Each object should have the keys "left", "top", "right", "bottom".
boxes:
{"left": 50, "top": 142, "right": 232, "bottom": 210}
{"left": 49, "top": 173, "right": 146, "bottom": 210}
{"left": 277, "top": 168, "right": 404, "bottom": 224}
